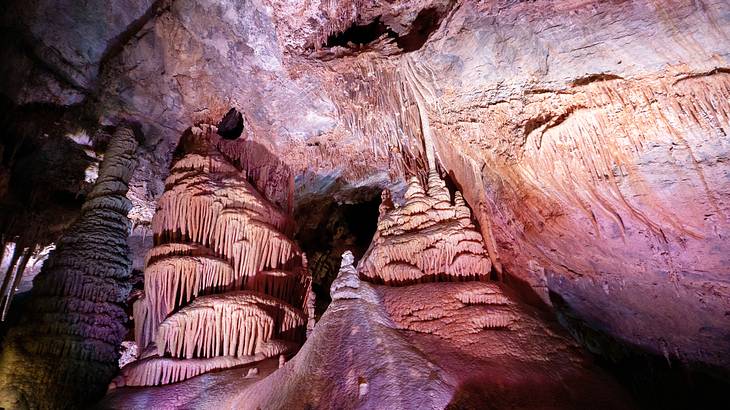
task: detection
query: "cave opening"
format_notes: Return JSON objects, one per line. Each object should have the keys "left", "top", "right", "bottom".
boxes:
{"left": 324, "top": 17, "right": 397, "bottom": 48}
{"left": 293, "top": 186, "right": 381, "bottom": 316}
{"left": 394, "top": 7, "right": 443, "bottom": 52}
{"left": 323, "top": 7, "right": 445, "bottom": 53}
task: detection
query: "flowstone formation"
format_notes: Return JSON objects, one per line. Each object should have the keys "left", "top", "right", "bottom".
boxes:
{"left": 229, "top": 251, "right": 456, "bottom": 409}
{"left": 99, "top": 165, "right": 634, "bottom": 408}
{"left": 0, "top": 127, "right": 139, "bottom": 409}
{"left": 360, "top": 171, "right": 492, "bottom": 284}
{"left": 177, "top": 171, "right": 629, "bottom": 409}
{"left": 354, "top": 170, "right": 633, "bottom": 409}
{"left": 113, "top": 125, "right": 313, "bottom": 388}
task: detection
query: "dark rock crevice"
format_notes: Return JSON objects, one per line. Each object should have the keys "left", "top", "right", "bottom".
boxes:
{"left": 321, "top": 5, "right": 451, "bottom": 54}
{"left": 293, "top": 186, "right": 381, "bottom": 315}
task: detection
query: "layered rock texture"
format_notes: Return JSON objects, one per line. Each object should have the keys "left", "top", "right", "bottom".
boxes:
{"left": 1, "top": 0, "right": 719, "bottom": 375}
{"left": 113, "top": 125, "right": 312, "bottom": 388}
{"left": 1, "top": 0, "right": 729, "bottom": 407}
{"left": 102, "top": 172, "right": 633, "bottom": 409}
{"left": 360, "top": 173, "right": 492, "bottom": 284}
{"left": 0, "top": 127, "right": 139, "bottom": 409}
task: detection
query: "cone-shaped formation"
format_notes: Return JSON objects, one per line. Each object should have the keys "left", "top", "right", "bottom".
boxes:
{"left": 122, "top": 125, "right": 311, "bottom": 387}
{"left": 0, "top": 127, "right": 139, "bottom": 409}
{"left": 359, "top": 171, "right": 491, "bottom": 285}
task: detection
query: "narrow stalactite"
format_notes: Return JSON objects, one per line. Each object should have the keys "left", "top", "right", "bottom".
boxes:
{"left": 118, "top": 125, "right": 312, "bottom": 388}
{"left": 0, "top": 126, "right": 139, "bottom": 410}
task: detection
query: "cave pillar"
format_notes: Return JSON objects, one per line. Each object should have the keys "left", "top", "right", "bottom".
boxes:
{"left": 0, "top": 126, "right": 139, "bottom": 410}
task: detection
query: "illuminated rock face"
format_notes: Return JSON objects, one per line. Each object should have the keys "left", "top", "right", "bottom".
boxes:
{"left": 360, "top": 172, "right": 492, "bottom": 284}
{"left": 0, "top": 127, "right": 139, "bottom": 409}
{"left": 4, "top": 1, "right": 726, "bottom": 370}
{"left": 114, "top": 125, "right": 312, "bottom": 388}
{"left": 2, "top": 0, "right": 730, "bottom": 406}
{"left": 214, "top": 174, "right": 634, "bottom": 409}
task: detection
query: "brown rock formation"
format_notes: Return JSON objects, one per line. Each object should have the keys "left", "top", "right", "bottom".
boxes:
{"left": 99, "top": 171, "right": 633, "bottom": 408}
{"left": 114, "top": 125, "right": 312, "bottom": 388}
{"left": 359, "top": 172, "right": 492, "bottom": 284}
{"left": 0, "top": 127, "right": 139, "bottom": 409}
{"left": 1, "top": 0, "right": 729, "bottom": 406}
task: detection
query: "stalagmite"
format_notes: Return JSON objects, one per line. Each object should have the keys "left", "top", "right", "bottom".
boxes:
{"left": 123, "top": 125, "right": 310, "bottom": 386}
{"left": 0, "top": 126, "right": 139, "bottom": 410}
{"left": 359, "top": 171, "right": 492, "bottom": 285}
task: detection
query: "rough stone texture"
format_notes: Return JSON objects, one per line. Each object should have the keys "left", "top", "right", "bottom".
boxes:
{"left": 117, "top": 125, "right": 312, "bottom": 388}
{"left": 99, "top": 169, "right": 634, "bottom": 408}
{"left": 230, "top": 251, "right": 458, "bottom": 410}
{"left": 420, "top": 1, "right": 730, "bottom": 372}
{"left": 1, "top": 0, "right": 729, "bottom": 391}
{"left": 378, "top": 282, "right": 634, "bottom": 409}
{"left": 0, "top": 0, "right": 157, "bottom": 104}
{"left": 100, "top": 250, "right": 633, "bottom": 409}
{"left": 0, "top": 127, "right": 139, "bottom": 410}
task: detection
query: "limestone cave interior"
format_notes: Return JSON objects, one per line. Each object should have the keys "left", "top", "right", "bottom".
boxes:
{"left": 0, "top": 1, "right": 729, "bottom": 409}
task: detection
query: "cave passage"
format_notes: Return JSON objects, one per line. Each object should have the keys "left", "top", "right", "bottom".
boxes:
{"left": 324, "top": 17, "right": 397, "bottom": 48}
{"left": 293, "top": 188, "right": 381, "bottom": 315}
{"left": 324, "top": 7, "right": 445, "bottom": 53}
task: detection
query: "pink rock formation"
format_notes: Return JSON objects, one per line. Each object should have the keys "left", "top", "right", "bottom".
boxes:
{"left": 100, "top": 170, "right": 632, "bottom": 408}
{"left": 2, "top": 0, "right": 730, "bottom": 406}
{"left": 359, "top": 171, "right": 492, "bottom": 284}
{"left": 2, "top": 0, "right": 716, "bottom": 373}
{"left": 377, "top": 281, "right": 634, "bottom": 409}
{"left": 116, "top": 125, "right": 312, "bottom": 388}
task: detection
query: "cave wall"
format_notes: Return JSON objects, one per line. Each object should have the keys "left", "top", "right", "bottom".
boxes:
{"left": 0, "top": 0, "right": 728, "bottom": 381}
{"left": 413, "top": 0, "right": 730, "bottom": 371}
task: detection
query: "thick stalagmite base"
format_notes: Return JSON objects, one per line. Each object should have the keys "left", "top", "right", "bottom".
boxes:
{"left": 0, "top": 127, "right": 139, "bottom": 410}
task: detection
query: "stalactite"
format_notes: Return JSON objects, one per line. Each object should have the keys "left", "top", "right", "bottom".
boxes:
{"left": 123, "top": 125, "right": 311, "bottom": 387}
{"left": 134, "top": 255, "right": 235, "bottom": 347}
{"left": 111, "top": 339, "right": 296, "bottom": 387}
{"left": 155, "top": 292, "right": 305, "bottom": 359}
{"left": 0, "top": 126, "right": 139, "bottom": 410}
